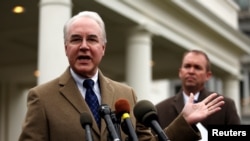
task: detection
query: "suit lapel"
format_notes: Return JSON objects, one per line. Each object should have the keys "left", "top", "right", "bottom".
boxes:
{"left": 174, "top": 92, "right": 186, "bottom": 114}
{"left": 58, "top": 68, "right": 120, "bottom": 138}
{"left": 58, "top": 68, "right": 101, "bottom": 134}
{"left": 198, "top": 89, "right": 210, "bottom": 101}
{"left": 174, "top": 89, "right": 209, "bottom": 114}
{"left": 60, "top": 78, "right": 86, "bottom": 113}
{"left": 98, "top": 70, "right": 117, "bottom": 137}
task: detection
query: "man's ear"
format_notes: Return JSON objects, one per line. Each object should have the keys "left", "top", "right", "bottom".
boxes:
{"left": 178, "top": 68, "right": 182, "bottom": 78}
{"left": 206, "top": 71, "right": 212, "bottom": 80}
{"left": 64, "top": 43, "right": 68, "bottom": 56}
{"left": 102, "top": 45, "right": 106, "bottom": 56}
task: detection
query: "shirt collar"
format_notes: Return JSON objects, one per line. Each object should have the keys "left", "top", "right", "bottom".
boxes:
{"left": 70, "top": 68, "right": 98, "bottom": 86}
{"left": 182, "top": 91, "right": 200, "bottom": 104}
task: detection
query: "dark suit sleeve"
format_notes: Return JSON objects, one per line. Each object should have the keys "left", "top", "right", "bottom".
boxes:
{"left": 224, "top": 98, "right": 241, "bottom": 124}
{"left": 136, "top": 114, "right": 201, "bottom": 141}
{"left": 19, "top": 89, "right": 48, "bottom": 141}
{"left": 164, "top": 114, "right": 201, "bottom": 141}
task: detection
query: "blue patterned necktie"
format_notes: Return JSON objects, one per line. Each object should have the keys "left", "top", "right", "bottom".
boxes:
{"left": 83, "top": 79, "right": 100, "bottom": 128}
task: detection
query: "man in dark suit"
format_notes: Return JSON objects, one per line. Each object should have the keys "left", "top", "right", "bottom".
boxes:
{"left": 156, "top": 50, "right": 240, "bottom": 130}
{"left": 19, "top": 12, "right": 225, "bottom": 141}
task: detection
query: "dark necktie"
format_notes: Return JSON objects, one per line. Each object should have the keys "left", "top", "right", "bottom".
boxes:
{"left": 83, "top": 79, "right": 100, "bottom": 128}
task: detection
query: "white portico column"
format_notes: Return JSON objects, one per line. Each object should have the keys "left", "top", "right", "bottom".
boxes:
{"left": 223, "top": 76, "right": 241, "bottom": 118}
{"left": 38, "top": 0, "right": 72, "bottom": 84}
{"left": 126, "top": 28, "right": 152, "bottom": 101}
{"left": 242, "top": 68, "right": 250, "bottom": 105}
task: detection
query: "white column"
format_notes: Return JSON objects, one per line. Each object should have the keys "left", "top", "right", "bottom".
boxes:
{"left": 38, "top": 0, "right": 72, "bottom": 84}
{"left": 242, "top": 68, "right": 250, "bottom": 105}
{"left": 207, "top": 77, "right": 223, "bottom": 94}
{"left": 126, "top": 28, "right": 152, "bottom": 102}
{"left": 0, "top": 82, "right": 6, "bottom": 141}
{"left": 223, "top": 76, "right": 241, "bottom": 117}
{"left": 7, "top": 84, "right": 28, "bottom": 141}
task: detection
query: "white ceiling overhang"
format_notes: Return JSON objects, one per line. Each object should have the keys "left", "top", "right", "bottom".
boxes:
{"left": 96, "top": 0, "right": 250, "bottom": 79}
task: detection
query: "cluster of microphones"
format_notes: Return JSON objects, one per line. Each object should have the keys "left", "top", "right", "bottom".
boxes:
{"left": 80, "top": 98, "right": 169, "bottom": 141}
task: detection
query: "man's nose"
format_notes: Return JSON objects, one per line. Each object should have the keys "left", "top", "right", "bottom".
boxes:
{"left": 188, "top": 67, "right": 195, "bottom": 73}
{"left": 80, "top": 39, "right": 89, "bottom": 49}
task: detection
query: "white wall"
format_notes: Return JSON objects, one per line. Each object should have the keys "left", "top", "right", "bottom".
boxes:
{"left": 197, "top": 0, "right": 239, "bottom": 28}
{"left": 0, "top": 82, "right": 30, "bottom": 141}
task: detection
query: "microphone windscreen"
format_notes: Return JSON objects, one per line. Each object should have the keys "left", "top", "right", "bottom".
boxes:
{"left": 80, "top": 111, "right": 93, "bottom": 129}
{"left": 115, "top": 98, "right": 130, "bottom": 117}
{"left": 133, "top": 100, "right": 158, "bottom": 126}
{"left": 99, "top": 104, "right": 111, "bottom": 117}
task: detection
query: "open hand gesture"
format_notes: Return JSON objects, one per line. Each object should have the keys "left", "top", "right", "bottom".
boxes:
{"left": 181, "top": 93, "right": 225, "bottom": 125}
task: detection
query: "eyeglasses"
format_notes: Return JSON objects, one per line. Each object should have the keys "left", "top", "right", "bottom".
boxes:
{"left": 66, "top": 34, "right": 103, "bottom": 47}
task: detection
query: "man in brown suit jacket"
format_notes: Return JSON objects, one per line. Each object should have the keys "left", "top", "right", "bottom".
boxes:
{"left": 157, "top": 88, "right": 240, "bottom": 129}
{"left": 156, "top": 50, "right": 240, "bottom": 130}
{"left": 19, "top": 12, "right": 225, "bottom": 141}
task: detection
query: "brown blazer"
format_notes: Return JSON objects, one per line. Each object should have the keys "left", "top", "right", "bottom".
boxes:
{"left": 19, "top": 67, "right": 201, "bottom": 141}
{"left": 156, "top": 88, "right": 241, "bottom": 130}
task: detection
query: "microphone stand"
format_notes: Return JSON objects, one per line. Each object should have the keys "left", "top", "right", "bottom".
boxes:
{"left": 111, "top": 111, "right": 122, "bottom": 140}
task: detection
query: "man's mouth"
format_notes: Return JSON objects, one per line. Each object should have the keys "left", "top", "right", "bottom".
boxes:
{"left": 78, "top": 55, "right": 91, "bottom": 60}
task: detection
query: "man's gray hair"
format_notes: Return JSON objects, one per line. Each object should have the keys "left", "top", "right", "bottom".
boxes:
{"left": 63, "top": 11, "right": 107, "bottom": 44}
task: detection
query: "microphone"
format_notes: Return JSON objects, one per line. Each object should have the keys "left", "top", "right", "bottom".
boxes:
{"left": 99, "top": 104, "right": 121, "bottom": 141}
{"left": 133, "top": 100, "right": 169, "bottom": 141}
{"left": 115, "top": 99, "right": 138, "bottom": 141}
{"left": 110, "top": 111, "right": 122, "bottom": 140}
{"left": 80, "top": 112, "right": 94, "bottom": 141}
